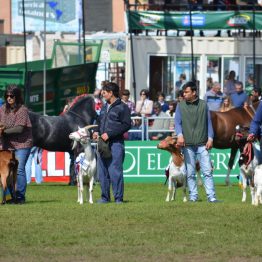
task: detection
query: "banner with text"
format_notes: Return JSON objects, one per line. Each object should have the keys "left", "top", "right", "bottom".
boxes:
{"left": 127, "top": 10, "right": 262, "bottom": 31}
{"left": 38, "top": 141, "right": 240, "bottom": 184}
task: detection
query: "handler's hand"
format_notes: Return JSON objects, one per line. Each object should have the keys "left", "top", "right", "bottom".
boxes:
{"left": 247, "top": 133, "right": 255, "bottom": 142}
{"left": 176, "top": 135, "right": 185, "bottom": 147}
{"left": 206, "top": 139, "right": 213, "bottom": 150}
{"left": 92, "top": 132, "right": 99, "bottom": 141}
{"left": 101, "top": 133, "right": 109, "bottom": 142}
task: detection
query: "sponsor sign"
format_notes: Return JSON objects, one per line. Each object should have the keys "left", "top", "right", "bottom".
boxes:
{"left": 12, "top": 0, "right": 81, "bottom": 33}
{"left": 128, "top": 10, "right": 262, "bottom": 31}
{"left": 38, "top": 141, "right": 240, "bottom": 183}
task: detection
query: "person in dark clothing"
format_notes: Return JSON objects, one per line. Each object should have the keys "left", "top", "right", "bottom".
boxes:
{"left": 93, "top": 82, "right": 131, "bottom": 204}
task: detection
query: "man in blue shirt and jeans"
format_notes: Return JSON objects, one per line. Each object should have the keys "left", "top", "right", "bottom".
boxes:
{"left": 93, "top": 82, "right": 131, "bottom": 204}
{"left": 175, "top": 81, "right": 218, "bottom": 203}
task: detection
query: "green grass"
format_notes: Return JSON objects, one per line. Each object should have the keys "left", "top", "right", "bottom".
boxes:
{"left": 0, "top": 183, "right": 262, "bottom": 262}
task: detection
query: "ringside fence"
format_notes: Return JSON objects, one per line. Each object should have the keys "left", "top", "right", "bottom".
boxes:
{"left": 31, "top": 141, "right": 241, "bottom": 184}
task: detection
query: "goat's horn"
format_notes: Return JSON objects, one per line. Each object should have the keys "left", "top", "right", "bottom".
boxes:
{"left": 84, "top": 124, "right": 98, "bottom": 130}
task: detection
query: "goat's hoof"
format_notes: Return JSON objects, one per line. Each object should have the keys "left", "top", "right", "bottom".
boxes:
{"left": 165, "top": 199, "right": 170, "bottom": 202}
{"left": 183, "top": 198, "right": 187, "bottom": 202}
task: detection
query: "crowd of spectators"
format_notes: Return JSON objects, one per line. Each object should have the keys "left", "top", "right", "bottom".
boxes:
{"left": 93, "top": 72, "right": 261, "bottom": 141}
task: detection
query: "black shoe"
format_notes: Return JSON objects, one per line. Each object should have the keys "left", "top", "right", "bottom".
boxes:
{"left": 15, "top": 198, "right": 25, "bottom": 205}
{"left": 6, "top": 199, "right": 16, "bottom": 204}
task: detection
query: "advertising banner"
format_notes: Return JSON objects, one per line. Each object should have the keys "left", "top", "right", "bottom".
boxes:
{"left": 12, "top": 0, "right": 82, "bottom": 33}
{"left": 39, "top": 141, "right": 240, "bottom": 184}
{"left": 127, "top": 10, "right": 262, "bottom": 31}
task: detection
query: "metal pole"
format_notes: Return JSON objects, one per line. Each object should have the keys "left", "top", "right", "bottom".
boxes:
{"left": 43, "top": 0, "right": 46, "bottom": 115}
{"left": 82, "top": 0, "right": 86, "bottom": 65}
{"left": 253, "top": 2, "right": 256, "bottom": 86}
{"left": 125, "top": 0, "right": 137, "bottom": 102}
{"left": 22, "top": 0, "right": 28, "bottom": 98}
{"left": 188, "top": 1, "right": 195, "bottom": 83}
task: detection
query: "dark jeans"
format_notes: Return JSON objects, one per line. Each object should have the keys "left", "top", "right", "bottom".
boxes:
{"left": 97, "top": 141, "right": 125, "bottom": 202}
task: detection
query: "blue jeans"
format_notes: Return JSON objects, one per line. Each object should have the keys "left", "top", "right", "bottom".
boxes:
{"left": 183, "top": 146, "right": 216, "bottom": 202}
{"left": 97, "top": 141, "right": 125, "bottom": 202}
{"left": 25, "top": 147, "right": 43, "bottom": 184}
{"left": 15, "top": 148, "right": 31, "bottom": 200}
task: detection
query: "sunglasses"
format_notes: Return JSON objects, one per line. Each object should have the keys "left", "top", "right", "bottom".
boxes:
{"left": 5, "top": 94, "right": 15, "bottom": 99}
{"left": 140, "top": 93, "right": 146, "bottom": 96}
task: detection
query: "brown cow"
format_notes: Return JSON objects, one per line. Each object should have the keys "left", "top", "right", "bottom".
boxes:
{"left": 0, "top": 150, "right": 19, "bottom": 204}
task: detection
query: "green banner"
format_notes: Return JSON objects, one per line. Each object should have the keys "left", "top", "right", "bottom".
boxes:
{"left": 127, "top": 10, "right": 262, "bottom": 31}
{"left": 123, "top": 141, "right": 240, "bottom": 183}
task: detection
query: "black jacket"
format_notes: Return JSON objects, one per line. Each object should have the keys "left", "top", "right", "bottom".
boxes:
{"left": 99, "top": 98, "right": 131, "bottom": 142}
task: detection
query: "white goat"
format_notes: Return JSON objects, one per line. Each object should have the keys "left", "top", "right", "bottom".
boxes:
{"left": 254, "top": 164, "right": 262, "bottom": 206}
{"left": 69, "top": 125, "right": 97, "bottom": 205}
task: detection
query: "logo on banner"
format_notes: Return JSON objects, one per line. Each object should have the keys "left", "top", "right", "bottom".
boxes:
{"left": 183, "top": 15, "right": 205, "bottom": 27}
{"left": 227, "top": 14, "right": 250, "bottom": 27}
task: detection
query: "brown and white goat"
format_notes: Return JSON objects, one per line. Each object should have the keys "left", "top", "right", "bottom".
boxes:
{"left": 0, "top": 150, "right": 18, "bottom": 204}
{"left": 69, "top": 125, "right": 97, "bottom": 205}
{"left": 157, "top": 136, "right": 187, "bottom": 202}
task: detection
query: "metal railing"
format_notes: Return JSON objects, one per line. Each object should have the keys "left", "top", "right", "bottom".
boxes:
{"left": 128, "top": 115, "right": 175, "bottom": 141}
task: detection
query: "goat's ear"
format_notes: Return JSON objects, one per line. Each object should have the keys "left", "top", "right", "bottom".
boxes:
{"left": 78, "top": 126, "right": 81, "bottom": 130}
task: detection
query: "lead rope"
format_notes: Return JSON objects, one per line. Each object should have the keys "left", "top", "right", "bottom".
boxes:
{"left": 243, "top": 142, "right": 253, "bottom": 167}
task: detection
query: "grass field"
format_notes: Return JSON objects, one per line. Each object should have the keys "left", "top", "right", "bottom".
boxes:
{"left": 1, "top": 183, "right": 262, "bottom": 262}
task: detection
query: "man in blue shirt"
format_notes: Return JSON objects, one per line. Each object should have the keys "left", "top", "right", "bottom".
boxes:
{"left": 231, "top": 81, "right": 248, "bottom": 108}
{"left": 204, "top": 82, "right": 225, "bottom": 111}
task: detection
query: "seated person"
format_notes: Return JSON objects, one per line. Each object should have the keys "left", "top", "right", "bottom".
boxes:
{"left": 136, "top": 89, "right": 153, "bottom": 116}
{"left": 128, "top": 113, "right": 145, "bottom": 141}
{"left": 149, "top": 102, "right": 170, "bottom": 140}
{"left": 156, "top": 91, "right": 169, "bottom": 112}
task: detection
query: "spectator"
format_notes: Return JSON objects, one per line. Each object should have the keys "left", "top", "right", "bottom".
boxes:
{"left": 176, "top": 90, "right": 184, "bottom": 102}
{"left": 26, "top": 147, "right": 43, "bottom": 184}
{"left": 245, "top": 74, "right": 255, "bottom": 96}
{"left": 175, "top": 81, "right": 218, "bottom": 202}
{"left": 63, "top": 97, "right": 74, "bottom": 113}
{"left": 175, "top": 73, "right": 187, "bottom": 92}
{"left": 166, "top": 100, "right": 177, "bottom": 130}
{"left": 121, "top": 89, "right": 135, "bottom": 114}
{"left": 250, "top": 88, "right": 261, "bottom": 104}
{"left": 220, "top": 96, "right": 234, "bottom": 112}
{"left": 231, "top": 81, "right": 248, "bottom": 108}
{"left": 136, "top": 89, "right": 153, "bottom": 116}
{"left": 0, "top": 84, "right": 33, "bottom": 204}
{"left": 128, "top": 113, "right": 144, "bottom": 140}
{"left": 149, "top": 102, "right": 170, "bottom": 140}
{"left": 206, "top": 77, "right": 213, "bottom": 91}
{"left": 156, "top": 91, "right": 169, "bottom": 112}
{"left": 224, "top": 70, "right": 237, "bottom": 95}
{"left": 93, "top": 88, "right": 103, "bottom": 115}
{"left": 204, "top": 82, "right": 225, "bottom": 111}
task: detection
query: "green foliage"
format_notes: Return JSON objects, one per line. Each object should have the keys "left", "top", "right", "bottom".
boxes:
{"left": 0, "top": 183, "right": 262, "bottom": 261}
